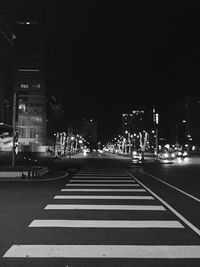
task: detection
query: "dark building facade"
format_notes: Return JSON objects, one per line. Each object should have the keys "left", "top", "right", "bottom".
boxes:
{"left": 12, "top": 1, "right": 47, "bottom": 146}
{"left": 122, "top": 109, "right": 154, "bottom": 135}
{"left": 0, "top": 1, "right": 15, "bottom": 127}
{"left": 0, "top": 18, "right": 14, "bottom": 126}
{"left": 170, "top": 95, "right": 200, "bottom": 148}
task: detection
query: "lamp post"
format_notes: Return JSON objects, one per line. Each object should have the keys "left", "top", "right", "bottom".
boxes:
{"left": 155, "top": 113, "right": 159, "bottom": 161}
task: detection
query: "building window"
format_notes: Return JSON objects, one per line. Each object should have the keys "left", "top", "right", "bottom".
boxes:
{"left": 33, "top": 84, "right": 40, "bottom": 88}
{"left": 20, "top": 84, "right": 29, "bottom": 89}
{"left": 16, "top": 21, "right": 39, "bottom": 25}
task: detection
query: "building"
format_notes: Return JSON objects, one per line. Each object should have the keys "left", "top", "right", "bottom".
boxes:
{"left": 12, "top": 1, "right": 47, "bottom": 148}
{"left": 46, "top": 92, "right": 65, "bottom": 145}
{"left": 122, "top": 108, "right": 154, "bottom": 134}
{"left": 171, "top": 94, "right": 200, "bottom": 148}
{"left": 0, "top": 17, "right": 15, "bottom": 150}
{"left": 0, "top": 18, "right": 15, "bottom": 126}
{"left": 121, "top": 108, "right": 155, "bottom": 150}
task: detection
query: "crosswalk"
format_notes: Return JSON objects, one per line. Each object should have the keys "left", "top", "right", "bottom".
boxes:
{"left": 3, "top": 165, "right": 200, "bottom": 264}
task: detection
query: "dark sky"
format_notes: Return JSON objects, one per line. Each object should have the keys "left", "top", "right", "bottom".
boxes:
{"left": 45, "top": 3, "right": 200, "bottom": 139}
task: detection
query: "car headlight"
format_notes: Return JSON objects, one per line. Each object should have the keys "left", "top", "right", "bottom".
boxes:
{"left": 163, "top": 153, "right": 169, "bottom": 158}
{"left": 183, "top": 151, "right": 187, "bottom": 156}
{"left": 133, "top": 151, "right": 137, "bottom": 155}
{"left": 178, "top": 151, "right": 182, "bottom": 156}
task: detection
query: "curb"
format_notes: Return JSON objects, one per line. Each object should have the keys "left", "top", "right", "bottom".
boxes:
{"left": 0, "top": 172, "right": 69, "bottom": 182}
{"left": 130, "top": 161, "right": 174, "bottom": 165}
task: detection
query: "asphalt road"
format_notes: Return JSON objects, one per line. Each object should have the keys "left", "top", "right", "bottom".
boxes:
{"left": 0, "top": 152, "right": 200, "bottom": 266}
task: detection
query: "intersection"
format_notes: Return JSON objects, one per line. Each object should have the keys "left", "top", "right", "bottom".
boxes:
{"left": 0, "top": 153, "right": 200, "bottom": 266}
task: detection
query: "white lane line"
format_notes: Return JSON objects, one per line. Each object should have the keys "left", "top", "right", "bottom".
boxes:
{"left": 54, "top": 195, "right": 154, "bottom": 200}
{"left": 4, "top": 245, "right": 200, "bottom": 258}
{"left": 69, "top": 180, "right": 135, "bottom": 182}
{"left": 66, "top": 184, "right": 142, "bottom": 187}
{"left": 142, "top": 170, "right": 200, "bottom": 203}
{"left": 125, "top": 170, "right": 200, "bottom": 237}
{"left": 44, "top": 204, "right": 166, "bottom": 210}
{"left": 29, "top": 220, "right": 183, "bottom": 228}
{"left": 61, "top": 189, "right": 145, "bottom": 192}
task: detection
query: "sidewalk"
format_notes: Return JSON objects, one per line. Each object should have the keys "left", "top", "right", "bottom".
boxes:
{"left": 0, "top": 167, "right": 69, "bottom": 181}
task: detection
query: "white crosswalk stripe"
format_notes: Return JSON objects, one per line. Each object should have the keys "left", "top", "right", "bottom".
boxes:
{"left": 4, "top": 245, "right": 200, "bottom": 258}
{"left": 69, "top": 179, "right": 135, "bottom": 182}
{"left": 66, "top": 184, "right": 143, "bottom": 187}
{"left": 45, "top": 204, "right": 166, "bottom": 210}
{"left": 61, "top": 188, "right": 145, "bottom": 192}
{"left": 29, "top": 220, "right": 183, "bottom": 228}
{"left": 3, "top": 166, "right": 200, "bottom": 262}
{"left": 54, "top": 195, "right": 154, "bottom": 200}
{"left": 72, "top": 176, "right": 132, "bottom": 179}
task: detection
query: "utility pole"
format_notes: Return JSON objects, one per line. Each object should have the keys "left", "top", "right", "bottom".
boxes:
{"left": 12, "top": 92, "right": 16, "bottom": 167}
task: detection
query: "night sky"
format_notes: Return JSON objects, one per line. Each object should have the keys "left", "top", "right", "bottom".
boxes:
{"left": 45, "top": 3, "right": 200, "bottom": 139}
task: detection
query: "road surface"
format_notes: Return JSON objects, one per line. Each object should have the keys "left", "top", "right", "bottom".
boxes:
{"left": 0, "top": 151, "right": 200, "bottom": 266}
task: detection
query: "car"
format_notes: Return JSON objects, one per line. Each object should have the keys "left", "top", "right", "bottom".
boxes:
{"left": 132, "top": 150, "right": 143, "bottom": 161}
{"left": 158, "top": 149, "right": 188, "bottom": 161}
{"left": 173, "top": 150, "right": 188, "bottom": 159}
{"left": 158, "top": 150, "right": 176, "bottom": 160}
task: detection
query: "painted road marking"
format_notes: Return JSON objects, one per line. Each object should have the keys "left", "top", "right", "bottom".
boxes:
{"left": 73, "top": 176, "right": 133, "bottom": 181}
{"left": 72, "top": 176, "right": 132, "bottom": 179}
{"left": 29, "top": 220, "right": 183, "bottom": 228}
{"left": 125, "top": 170, "right": 200, "bottom": 237}
{"left": 54, "top": 195, "right": 154, "bottom": 200}
{"left": 69, "top": 180, "right": 135, "bottom": 182}
{"left": 142, "top": 170, "right": 200, "bottom": 203}
{"left": 61, "top": 189, "right": 145, "bottom": 192}
{"left": 66, "top": 184, "right": 142, "bottom": 187}
{"left": 4, "top": 245, "right": 200, "bottom": 258}
{"left": 44, "top": 204, "right": 166, "bottom": 210}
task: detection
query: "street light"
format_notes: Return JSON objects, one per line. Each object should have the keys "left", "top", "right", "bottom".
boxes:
{"left": 155, "top": 113, "right": 159, "bottom": 161}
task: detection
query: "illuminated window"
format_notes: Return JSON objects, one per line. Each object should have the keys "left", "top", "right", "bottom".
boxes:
{"left": 20, "top": 84, "right": 28, "bottom": 89}
{"left": 16, "top": 21, "right": 39, "bottom": 25}
{"left": 33, "top": 84, "right": 40, "bottom": 88}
